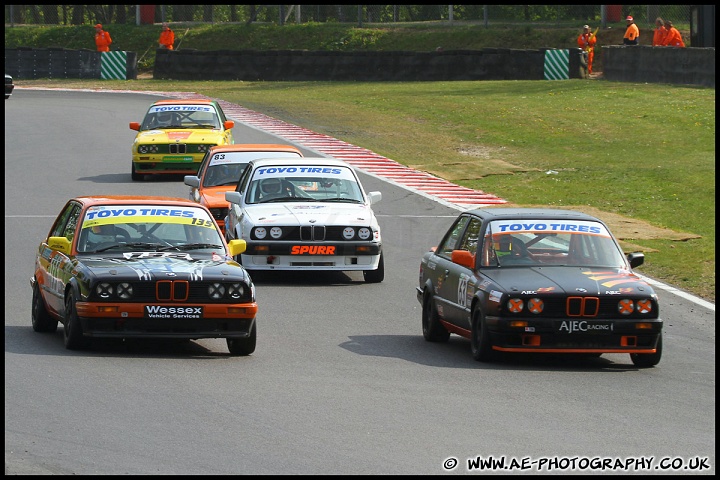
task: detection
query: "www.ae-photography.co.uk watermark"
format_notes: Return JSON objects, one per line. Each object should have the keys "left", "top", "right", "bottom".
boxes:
{"left": 442, "top": 455, "right": 712, "bottom": 473}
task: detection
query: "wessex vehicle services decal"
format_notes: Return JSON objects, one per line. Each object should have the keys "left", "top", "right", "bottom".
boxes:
{"left": 81, "top": 205, "right": 216, "bottom": 230}
{"left": 491, "top": 220, "right": 610, "bottom": 236}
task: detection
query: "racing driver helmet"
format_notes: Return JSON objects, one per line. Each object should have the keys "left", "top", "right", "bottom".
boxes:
{"left": 260, "top": 178, "right": 282, "bottom": 196}
{"left": 85, "top": 224, "right": 117, "bottom": 249}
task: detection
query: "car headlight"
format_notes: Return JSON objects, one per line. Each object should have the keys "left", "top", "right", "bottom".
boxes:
{"left": 138, "top": 145, "right": 159, "bottom": 154}
{"left": 358, "top": 227, "right": 372, "bottom": 240}
{"left": 636, "top": 299, "right": 653, "bottom": 314}
{"left": 227, "top": 283, "right": 245, "bottom": 299}
{"left": 270, "top": 227, "right": 283, "bottom": 239}
{"left": 527, "top": 298, "right": 544, "bottom": 314}
{"left": 209, "top": 283, "right": 226, "bottom": 300}
{"left": 507, "top": 298, "right": 524, "bottom": 313}
{"left": 618, "top": 298, "right": 653, "bottom": 315}
{"left": 117, "top": 283, "right": 133, "bottom": 300}
{"left": 96, "top": 283, "right": 114, "bottom": 299}
{"left": 618, "top": 299, "right": 634, "bottom": 315}
{"left": 254, "top": 227, "right": 267, "bottom": 239}
{"left": 343, "top": 227, "right": 356, "bottom": 240}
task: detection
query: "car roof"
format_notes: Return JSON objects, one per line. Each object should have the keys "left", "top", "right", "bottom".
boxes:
{"left": 73, "top": 195, "right": 208, "bottom": 208}
{"left": 465, "top": 207, "right": 603, "bottom": 223}
{"left": 248, "top": 156, "right": 351, "bottom": 168}
{"left": 207, "top": 144, "right": 302, "bottom": 154}
{"left": 151, "top": 99, "right": 216, "bottom": 106}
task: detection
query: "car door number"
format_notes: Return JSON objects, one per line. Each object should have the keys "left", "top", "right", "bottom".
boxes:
{"left": 458, "top": 274, "right": 469, "bottom": 308}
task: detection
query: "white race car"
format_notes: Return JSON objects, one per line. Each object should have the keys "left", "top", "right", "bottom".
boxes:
{"left": 224, "top": 157, "right": 384, "bottom": 283}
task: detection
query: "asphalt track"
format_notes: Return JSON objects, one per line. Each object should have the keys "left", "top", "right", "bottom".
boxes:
{"left": 17, "top": 86, "right": 715, "bottom": 312}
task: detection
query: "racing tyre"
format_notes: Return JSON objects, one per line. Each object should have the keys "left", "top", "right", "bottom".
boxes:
{"left": 131, "top": 164, "right": 143, "bottom": 181}
{"left": 422, "top": 291, "right": 450, "bottom": 342}
{"left": 32, "top": 281, "right": 58, "bottom": 333}
{"left": 63, "top": 291, "right": 90, "bottom": 350}
{"left": 630, "top": 334, "right": 662, "bottom": 368}
{"left": 227, "top": 322, "right": 256, "bottom": 356}
{"left": 363, "top": 252, "right": 384, "bottom": 283}
{"left": 470, "top": 308, "right": 493, "bottom": 362}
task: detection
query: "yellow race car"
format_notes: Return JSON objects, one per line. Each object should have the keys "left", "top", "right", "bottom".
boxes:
{"left": 129, "top": 99, "right": 235, "bottom": 181}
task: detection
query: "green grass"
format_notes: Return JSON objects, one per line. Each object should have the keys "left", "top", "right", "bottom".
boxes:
{"left": 9, "top": 24, "right": 713, "bottom": 302}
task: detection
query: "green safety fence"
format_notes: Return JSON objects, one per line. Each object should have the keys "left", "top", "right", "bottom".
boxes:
{"left": 101, "top": 51, "right": 128, "bottom": 80}
{"left": 544, "top": 49, "right": 569, "bottom": 80}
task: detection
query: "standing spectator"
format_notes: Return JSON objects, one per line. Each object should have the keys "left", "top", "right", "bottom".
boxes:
{"left": 652, "top": 17, "right": 667, "bottom": 46}
{"left": 94, "top": 24, "right": 112, "bottom": 52}
{"left": 623, "top": 16, "right": 639, "bottom": 45}
{"left": 662, "top": 21, "right": 686, "bottom": 47}
{"left": 158, "top": 22, "right": 175, "bottom": 50}
{"left": 577, "top": 25, "right": 597, "bottom": 75}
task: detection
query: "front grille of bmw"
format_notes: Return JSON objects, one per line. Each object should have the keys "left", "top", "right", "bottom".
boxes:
{"left": 505, "top": 296, "right": 658, "bottom": 319}
{"left": 91, "top": 280, "right": 253, "bottom": 303}
{"left": 252, "top": 225, "right": 373, "bottom": 241}
{"left": 169, "top": 144, "right": 188, "bottom": 154}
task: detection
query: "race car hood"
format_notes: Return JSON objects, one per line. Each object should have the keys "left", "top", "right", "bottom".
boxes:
{"left": 136, "top": 129, "right": 226, "bottom": 144}
{"left": 244, "top": 203, "right": 377, "bottom": 226}
{"left": 484, "top": 266, "right": 654, "bottom": 296}
{"left": 200, "top": 186, "right": 234, "bottom": 209}
{"left": 78, "top": 251, "right": 248, "bottom": 281}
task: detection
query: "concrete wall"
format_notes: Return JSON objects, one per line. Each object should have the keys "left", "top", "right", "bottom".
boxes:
{"left": 153, "top": 48, "right": 587, "bottom": 82}
{"left": 602, "top": 46, "right": 715, "bottom": 87}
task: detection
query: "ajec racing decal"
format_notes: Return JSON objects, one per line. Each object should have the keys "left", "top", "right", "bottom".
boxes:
{"left": 557, "top": 320, "right": 614, "bottom": 333}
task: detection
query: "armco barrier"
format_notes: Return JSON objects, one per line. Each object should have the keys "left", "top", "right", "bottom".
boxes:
{"left": 602, "top": 45, "right": 715, "bottom": 87}
{"left": 4, "top": 48, "right": 137, "bottom": 80}
{"left": 5, "top": 47, "right": 714, "bottom": 87}
{"left": 153, "top": 48, "right": 587, "bottom": 81}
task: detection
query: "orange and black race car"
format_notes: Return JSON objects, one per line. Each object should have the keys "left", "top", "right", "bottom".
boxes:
{"left": 31, "top": 195, "right": 257, "bottom": 355}
{"left": 129, "top": 99, "right": 235, "bottom": 181}
{"left": 183, "top": 143, "right": 303, "bottom": 234}
{"left": 417, "top": 208, "right": 663, "bottom": 367}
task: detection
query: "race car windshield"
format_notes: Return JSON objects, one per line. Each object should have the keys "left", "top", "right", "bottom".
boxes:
{"left": 247, "top": 166, "right": 365, "bottom": 204}
{"left": 77, "top": 205, "right": 224, "bottom": 253}
{"left": 142, "top": 108, "right": 220, "bottom": 130}
{"left": 480, "top": 219, "right": 628, "bottom": 268}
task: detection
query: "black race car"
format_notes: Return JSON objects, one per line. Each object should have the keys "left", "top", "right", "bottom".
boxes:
{"left": 5, "top": 74, "right": 14, "bottom": 99}
{"left": 31, "top": 195, "right": 258, "bottom": 355}
{"left": 417, "top": 208, "right": 663, "bottom": 367}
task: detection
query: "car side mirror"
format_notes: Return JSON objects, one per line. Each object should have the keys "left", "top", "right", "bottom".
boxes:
{"left": 451, "top": 249, "right": 475, "bottom": 269}
{"left": 129, "top": 121, "right": 140, "bottom": 131}
{"left": 225, "top": 191, "right": 242, "bottom": 205}
{"left": 47, "top": 236, "right": 71, "bottom": 255}
{"left": 367, "top": 191, "right": 382, "bottom": 205}
{"left": 227, "top": 239, "right": 247, "bottom": 257}
{"left": 224, "top": 120, "right": 235, "bottom": 130}
{"left": 184, "top": 175, "right": 200, "bottom": 188}
{"left": 627, "top": 252, "right": 645, "bottom": 269}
